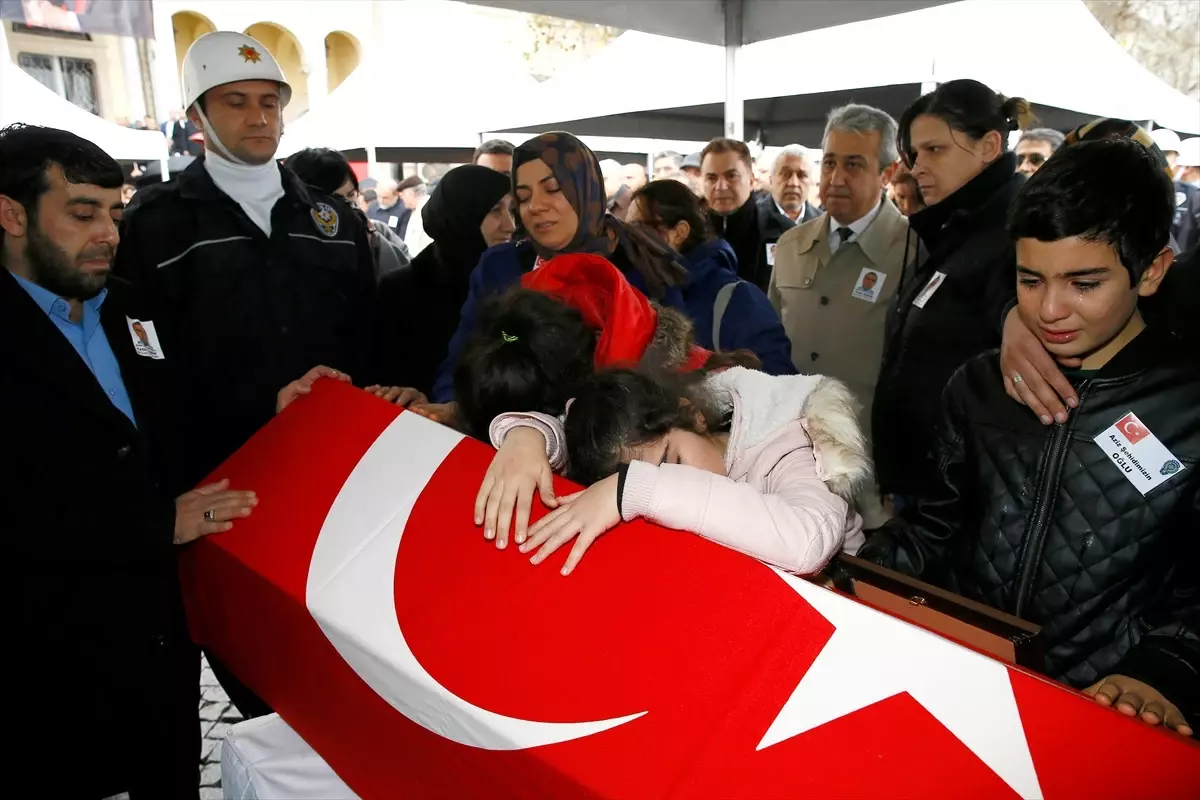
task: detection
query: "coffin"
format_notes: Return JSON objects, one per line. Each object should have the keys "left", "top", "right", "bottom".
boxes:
{"left": 180, "top": 380, "right": 1200, "bottom": 799}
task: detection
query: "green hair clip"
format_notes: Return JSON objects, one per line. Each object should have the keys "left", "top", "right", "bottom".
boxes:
{"left": 501, "top": 331, "right": 519, "bottom": 343}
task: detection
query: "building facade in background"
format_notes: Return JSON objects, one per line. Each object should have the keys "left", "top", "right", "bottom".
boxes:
{"left": 3, "top": 0, "right": 375, "bottom": 125}
{"left": 3, "top": 0, "right": 617, "bottom": 129}
{"left": 4, "top": 17, "right": 150, "bottom": 123}
{"left": 154, "top": 0, "right": 374, "bottom": 123}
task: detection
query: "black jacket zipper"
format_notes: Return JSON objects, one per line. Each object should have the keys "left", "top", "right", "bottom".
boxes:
{"left": 1013, "top": 381, "right": 1090, "bottom": 617}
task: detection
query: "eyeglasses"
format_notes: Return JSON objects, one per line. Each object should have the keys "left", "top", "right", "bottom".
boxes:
{"left": 1016, "top": 152, "right": 1047, "bottom": 167}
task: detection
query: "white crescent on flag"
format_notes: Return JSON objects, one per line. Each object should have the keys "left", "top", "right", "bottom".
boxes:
{"left": 1120, "top": 417, "right": 1145, "bottom": 439}
{"left": 305, "top": 412, "right": 646, "bottom": 749}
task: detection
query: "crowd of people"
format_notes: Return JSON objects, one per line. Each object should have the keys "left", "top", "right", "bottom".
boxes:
{"left": 3, "top": 27, "right": 1197, "bottom": 799}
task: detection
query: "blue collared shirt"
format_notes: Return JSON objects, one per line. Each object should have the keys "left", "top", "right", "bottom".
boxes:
{"left": 12, "top": 272, "right": 137, "bottom": 425}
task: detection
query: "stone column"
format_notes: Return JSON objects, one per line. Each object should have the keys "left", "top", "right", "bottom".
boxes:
{"left": 151, "top": 5, "right": 182, "bottom": 114}
{"left": 302, "top": 31, "right": 328, "bottom": 111}
{"left": 120, "top": 35, "right": 147, "bottom": 121}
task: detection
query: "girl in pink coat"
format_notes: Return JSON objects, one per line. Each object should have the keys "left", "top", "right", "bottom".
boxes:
{"left": 492, "top": 366, "right": 871, "bottom": 576}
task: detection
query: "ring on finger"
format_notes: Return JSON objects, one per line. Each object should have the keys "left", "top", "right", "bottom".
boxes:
{"left": 203, "top": 509, "right": 216, "bottom": 523}
{"left": 1011, "top": 373, "right": 1024, "bottom": 385}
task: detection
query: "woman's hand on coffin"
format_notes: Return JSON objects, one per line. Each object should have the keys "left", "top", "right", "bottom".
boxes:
{"left": 475, "top": 426, "right": 557, "bottom": 550}
{"left": 521, "top": 474, "right": 621, "bottom": 576}
{"left": 276, "top": 365, "right": 351, "bottom": 413}
{"left": 363, "top": 385, "right": 427, "bottom": 407}
{"left": 409, "top": 402, "right": 458, "bottom": 426}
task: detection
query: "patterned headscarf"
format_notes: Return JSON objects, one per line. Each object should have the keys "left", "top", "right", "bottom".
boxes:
{"left": 1064, "top": 118, "right": 1172, "bottom": 176}
{"left": 513, "top": 132, "right": 616, "bottom": 260}
{"left": 513, "top": 132, "right": 688, "bottom": 299}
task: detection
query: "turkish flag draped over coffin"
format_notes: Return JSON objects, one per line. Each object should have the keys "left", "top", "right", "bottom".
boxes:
{"left": 179, "top": 380, "right": 1200, "bottom": 799}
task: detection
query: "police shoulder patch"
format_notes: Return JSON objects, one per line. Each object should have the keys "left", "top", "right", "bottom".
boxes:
{"left": 311, "top": 202, "right": 339, "bottom": 237}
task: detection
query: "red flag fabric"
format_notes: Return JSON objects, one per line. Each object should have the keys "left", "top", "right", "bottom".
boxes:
{"left": 180, "top": 381, "right": 1200, "bottom": 799}
{"left": 521, "top": 253, "right": 713, "bottom": 369}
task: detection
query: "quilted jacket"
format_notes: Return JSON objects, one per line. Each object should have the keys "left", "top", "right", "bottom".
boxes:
{"left": 859, "top": 326, "right": 1199, "bottom": 718}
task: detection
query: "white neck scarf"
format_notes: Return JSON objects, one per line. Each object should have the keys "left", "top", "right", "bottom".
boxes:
{"left": 204, "top": 151, "right": 285, "bottom": 236}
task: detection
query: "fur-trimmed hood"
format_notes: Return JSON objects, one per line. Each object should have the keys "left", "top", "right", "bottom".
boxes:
{"left": 705, "top": 367, "right": 873, "bottom": 503}
{"left": 639, "top": 303, "right": 696, "bottom": 372}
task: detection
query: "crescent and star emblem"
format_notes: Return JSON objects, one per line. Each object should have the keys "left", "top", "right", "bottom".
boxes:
{"left": 301, "top": 411, "right": 1044, "bottom": 795}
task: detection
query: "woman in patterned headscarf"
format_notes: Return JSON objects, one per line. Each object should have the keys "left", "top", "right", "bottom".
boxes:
{"left": 512, "top": 133, "right": 688, "bottom": 296}
{"left": 426, "top": 132, "right": 689, "bottom": 404}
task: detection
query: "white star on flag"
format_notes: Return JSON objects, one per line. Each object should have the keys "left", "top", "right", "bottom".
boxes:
{"left": 760, "top": 569, "right": 1044, "bottom": 800}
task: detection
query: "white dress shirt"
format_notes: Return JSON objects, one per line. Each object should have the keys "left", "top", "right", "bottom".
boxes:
{"left": 828, "top": 198, "right": 883, "bottom": 255}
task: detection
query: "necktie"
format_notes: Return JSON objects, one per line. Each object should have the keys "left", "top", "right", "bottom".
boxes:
{"left": 836, "top": 227, "right": 854, "bottom": 243}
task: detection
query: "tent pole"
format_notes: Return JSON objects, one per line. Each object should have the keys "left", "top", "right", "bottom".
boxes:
{"left": 160, "top": 157, "right": 170, "bottom": 183}
{"left": 367, "top": 145, "right": 378, "bottom": 173}
{"left": 723, "top": 0, "right": 744, "bottom": 141}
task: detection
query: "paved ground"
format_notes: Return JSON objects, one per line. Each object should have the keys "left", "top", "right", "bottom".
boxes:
{"left": 199, "top": 655, "right": 239, "bottom": 799}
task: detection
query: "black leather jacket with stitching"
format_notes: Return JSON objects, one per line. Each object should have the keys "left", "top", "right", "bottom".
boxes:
{"left": 860, "top": 326, "right": 1199, "bottom": 719}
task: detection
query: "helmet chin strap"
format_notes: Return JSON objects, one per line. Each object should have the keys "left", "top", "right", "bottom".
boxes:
{"left": 194, "top": 104, "right": 253, "bottom": 167}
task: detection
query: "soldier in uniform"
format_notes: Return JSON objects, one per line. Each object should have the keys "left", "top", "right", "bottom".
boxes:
{"left": 114, "top": 31, "right": 377, "bottom": 716}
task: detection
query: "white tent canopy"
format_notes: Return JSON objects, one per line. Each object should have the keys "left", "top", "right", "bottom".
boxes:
{"left": 482, "top": 32, "right": 726, "bottom": 137}
{"left": 479, "top": 0, "right": 1200, "bottom": 143}
{"left": 467, "top": 0, "right": 954, "bottom": 137}
{"left": 0, "top": 32, "right": 169, "bottom": 164}
{"left": 923, "top": 0, "right": 1200, "bottom": 134}
{"left": 468, "top": 0, "right": 952, "bottom": 46}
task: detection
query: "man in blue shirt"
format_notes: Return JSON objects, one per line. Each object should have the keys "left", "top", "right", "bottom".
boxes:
{"left": 9, "top": 270, "right": 137, "bottom": 422}
{"left": 0, "top": 123, "right": 257, "bottom": 799}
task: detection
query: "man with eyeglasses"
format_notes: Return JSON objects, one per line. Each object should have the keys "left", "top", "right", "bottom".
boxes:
{"left": 1014, "top": 128, "right": 1065, "bottom": 176}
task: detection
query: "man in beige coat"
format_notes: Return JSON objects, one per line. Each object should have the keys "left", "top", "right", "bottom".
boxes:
{"left": 769, "top": 104, "right": 909, "bottom": 527}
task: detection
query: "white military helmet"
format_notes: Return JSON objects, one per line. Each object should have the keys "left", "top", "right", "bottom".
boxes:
{"left": 1177, "top": 137, "right": 1200, "bottom": 169}
{"left": 181, "top": 31, "right": 291, "bottom": 111}
{"left": 1149, "top": 127, "right": 1181, "bottom": 155}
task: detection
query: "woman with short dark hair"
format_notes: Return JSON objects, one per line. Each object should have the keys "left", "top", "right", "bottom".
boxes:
{"left": 873, "top": 79, "right": 1032, "bottom": 503}
{"left": 629, "top": 179, "right": 794, "bottom": 375}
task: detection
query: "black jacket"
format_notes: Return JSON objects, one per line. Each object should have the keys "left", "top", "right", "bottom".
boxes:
{"left": 184, "top": 119, "right": 203, "bottom": 156}
{"left": 873, "top": 154, "right": 1023, "bottom": 497}
{"left": 114, "top": 158, "right": 377, "bottom": 486}
{"left": 1172, "top": 181, "right": 1200, "bottom": 255}
{"left": 860, "top": 327, "right": 1199, "bottom": 718}
{"left": 1, "top": 270, "right": 199, "bottom": 798}
{"left": 1142, "top": 242, "right": 1200, "bottom": 344}
{"left": 709, "top": 191, "right": 802, "bottom": 292}
{"left": 163, "top": 119, "right": 190, "bottom": 155}
{"left": 367, "top": 201, "right": 412, "bottom": 239}
{"left": 372, "top": 242, "right": 472, "bottom": 397}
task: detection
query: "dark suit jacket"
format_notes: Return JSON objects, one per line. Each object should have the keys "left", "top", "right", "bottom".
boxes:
{"left": 0, "top": 269, "right": 199, "bottom": 798}
{"left": 163, "top": 119, "right": 189, "bottom": 154}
